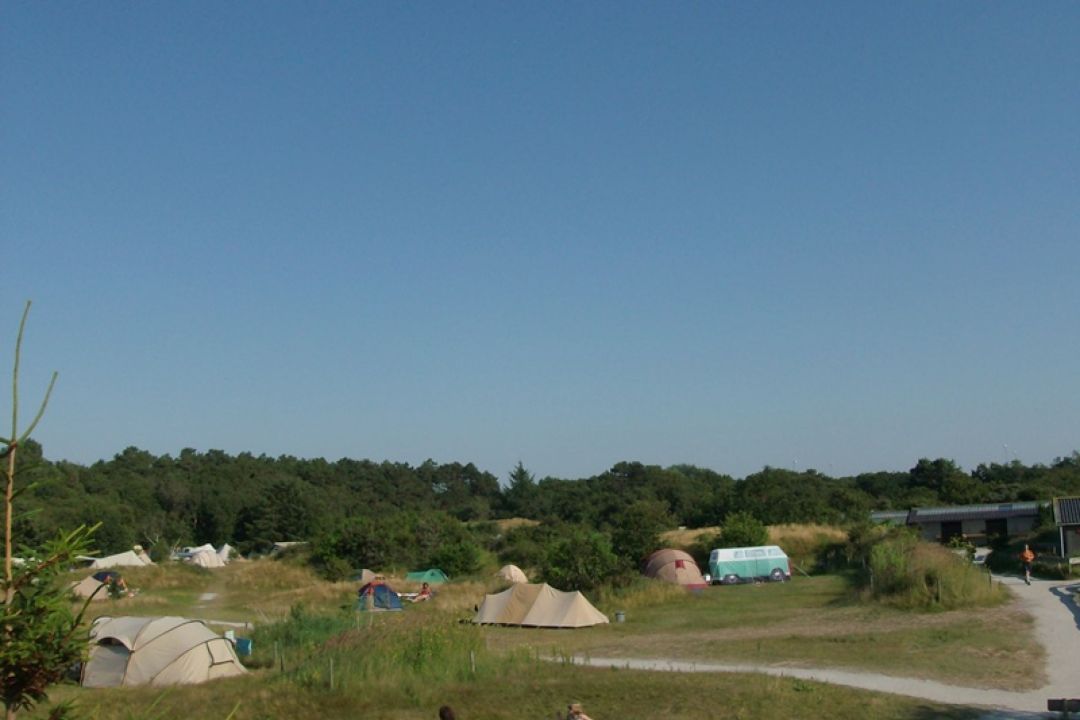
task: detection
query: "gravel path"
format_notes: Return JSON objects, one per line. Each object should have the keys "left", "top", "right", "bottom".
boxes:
{"left": 570, "top": 574, "right": 1080, "bottom": 717}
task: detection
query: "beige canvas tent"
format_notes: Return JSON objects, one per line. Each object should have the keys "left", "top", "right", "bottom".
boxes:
{"left": 71, "top": 575, "right": 110, "bottom": 602}
{"left": 473, "top": 583, "right": 609, "bottom": 628}
{"left": 82, "top": 616, "right": 246, "bottom": 688}
{"left": 187, "top": 549, "right": 225, "bottom": 569}
{"left": 495, "top": 564, "right": 528, "bottom": 584}
{"left": 643, "top": 549, "right": 707, "bottom": 588}
{"left": 86, "top": 550, "right": 153, "bottom": 570}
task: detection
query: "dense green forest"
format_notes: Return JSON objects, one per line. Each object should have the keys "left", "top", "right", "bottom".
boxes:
{"left": 15, "top": 440, "right": 1080, "bottom": 560}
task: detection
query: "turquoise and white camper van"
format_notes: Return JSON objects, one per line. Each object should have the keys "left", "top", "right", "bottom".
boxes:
{"left": 708, "top": 545, "right": 791, "bottom": 585}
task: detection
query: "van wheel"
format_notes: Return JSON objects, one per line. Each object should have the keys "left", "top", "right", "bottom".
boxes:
{"left": 769, "top": 568, "right": 786, "bottom": 582}
{"left": 721, "top": 574, "right": 740, "bottom": 585}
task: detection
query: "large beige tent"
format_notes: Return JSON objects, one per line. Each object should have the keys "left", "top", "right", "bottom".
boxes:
{"left": 495, "top": 564, "right": 528, "bottom": 584}
{"left": 643, "top": 549, "right": 707, "bottom": 588}
{"left": 85, "top": 550, "right": 153, "bottom": 570}
{"left": 473, "top": 583, "right": 609, "bottom": 628}
{"left": 82, "top": 616, "right": 246, "bottom": 688}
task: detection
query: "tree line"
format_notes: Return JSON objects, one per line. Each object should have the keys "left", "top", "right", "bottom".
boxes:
{"left": 15, "top": 441, "right": 1080, "bottom": 559}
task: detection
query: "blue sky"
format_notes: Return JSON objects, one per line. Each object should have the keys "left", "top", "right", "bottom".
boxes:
{"left": 2, "top": 2, "right": 1078, "bottom": 481}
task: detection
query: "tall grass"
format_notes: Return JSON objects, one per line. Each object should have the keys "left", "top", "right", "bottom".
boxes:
{"left": 865, "top": 533, "right": 1005, "bottom": 610}
{"left": 594, "top": 576, "right": 691, "bottom": 612}
{"left": 251, "top": 602, "right": 537, "bottom": 701}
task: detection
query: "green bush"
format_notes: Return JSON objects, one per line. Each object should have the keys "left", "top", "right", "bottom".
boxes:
{"left": 718, "top": 511, "right": 768, "bottom": 548}
{"left": 429, "top": 539, "right": 482, "bottom": 577}
{"left": 495, "top": 523, "right": 559, "bottom": 570}
{"left": 539, "top": 524, "right": 625, "bottom": 593}
{"left": 310, "top": 510, "right": 482, "bottom": 579}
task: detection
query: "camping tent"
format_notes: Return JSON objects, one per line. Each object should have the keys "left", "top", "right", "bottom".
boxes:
{"left": 495, "top": 564, "right": 528, "bottom": 584}
{"left": 473, "top": 583, "right": 609, "bottom": 628}
{"left": 187, "top": 549, "right": 225, "bottom": 569}
{"left": 356, "top": 581, "right": 403, "bottom": 612}
{"left": 81, "top": 616, "right": 247, "bottom": 688}
{"left": 86, "top": 550, "right": 153, "bottom": 570}
{"left": 405, "top": 569, "right": 449, "bottom": 584}
{"left": 217, "top": 544, "right": 237, "bottom": 563}
{"left": 643, "top": 549, "right": 708, "bottom": 589}
{"left": 71, "top": 575, "right": 110, "bottom": 602}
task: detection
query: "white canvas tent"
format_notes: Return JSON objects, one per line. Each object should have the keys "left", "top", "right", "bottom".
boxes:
{"left": 495, "top": 564, "right": 528, "bottom": 584}
{"left": 217, "top": 544, "right": 237, "bottom": 562}
{"left": 473, "top": 583, "right": 609, "bottom": 628}
{"left": 187, "top": 549, "right": 225, "bottom": 568}
{"left": 82, "top": 616, "right": 246, "bottom": 688}
{"left": 86, "top": 551, "right": 153, "bottom": 570}
{"left": 181, "top": 544, "right": 216, "bottom": 557}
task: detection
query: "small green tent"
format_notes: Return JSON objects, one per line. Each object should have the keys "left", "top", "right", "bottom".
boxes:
{"left": 405, "top": 568, "right": 449, "bottom": 584}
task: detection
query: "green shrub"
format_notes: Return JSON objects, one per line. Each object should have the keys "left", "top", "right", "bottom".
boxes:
{"left": 539, "top": 524, "right": 625, "bottom": 593}
{"left": 718, "top": 511, "right": 768, "bottom": 548}
{"left": 429, "top": 539, "right": 482, "bottom": 577}
{"left": 495, "top": 523, "right": 559, "bottom": 569}
{"left": 687, "top": 531, "right": 720, "bottom": 569}
{"left": 310, "top": 510, "right": 482, "bottom": 579}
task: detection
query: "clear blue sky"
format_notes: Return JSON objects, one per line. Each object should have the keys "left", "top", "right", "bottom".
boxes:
{"left": 2, "top": 3, "right": 1078, "bottom": 481}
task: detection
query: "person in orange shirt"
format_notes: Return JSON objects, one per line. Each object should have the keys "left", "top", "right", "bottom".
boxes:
{"left": 1020, "top": 544, "right": 1035, "bottom": 585}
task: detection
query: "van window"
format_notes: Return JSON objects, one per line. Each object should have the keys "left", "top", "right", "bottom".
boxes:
{"left": 768, "top": 548, "right": 782, "bottom": 557}
{"left": 748, "top": 548, "right": 766, "bottom": 558}
{"left": 734, "top": 551, "right": 745, "bottom": 559}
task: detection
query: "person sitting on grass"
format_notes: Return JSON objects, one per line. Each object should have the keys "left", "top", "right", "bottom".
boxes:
{"left": 107, "top": 575, "right": 131, "bottom": 599}
{"left": 413, "top": 582, "right": 433, "bottom": 603}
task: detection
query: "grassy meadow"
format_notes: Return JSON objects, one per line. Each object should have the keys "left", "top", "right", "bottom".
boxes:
{"left": 33, "top": 528, "right": 1037, "bottom": 720}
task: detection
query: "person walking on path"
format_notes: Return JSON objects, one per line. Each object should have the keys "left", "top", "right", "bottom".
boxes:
{"left": 1020, "top": 544, "right": 1036, "bottom": 585}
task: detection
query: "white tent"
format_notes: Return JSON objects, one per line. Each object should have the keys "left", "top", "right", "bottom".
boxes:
{"left": 82, "top": 616, "right": 247, "bottom": 688}
{"left": 217, "top": 544, "right": 237, "bottom": 563}
{"left": 88, "top": 551, "right": 153, "bottom": 570}
{"left": 495, "top": 564, "right": 528, "bottom": 584}
{"left": 187, "top": 549, "right": 225, "bottom": 569}
{"left": 182, "top": 544, "right": 216, "bottom": 557}
{"left": 473, "top": 583, "right": 609, "bottom": 628}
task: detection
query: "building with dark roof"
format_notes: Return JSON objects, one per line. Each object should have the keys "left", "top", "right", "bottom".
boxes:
{"left": 870, "top": 502, "right": 1043, "bottom": 544}
{"left": 1052, "top": 497, "right": 1080, "bottom": 557}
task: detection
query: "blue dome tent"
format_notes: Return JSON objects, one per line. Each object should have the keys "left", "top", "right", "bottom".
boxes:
{"left": 356, "top": 580, "right": 403, "bottom": 612}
